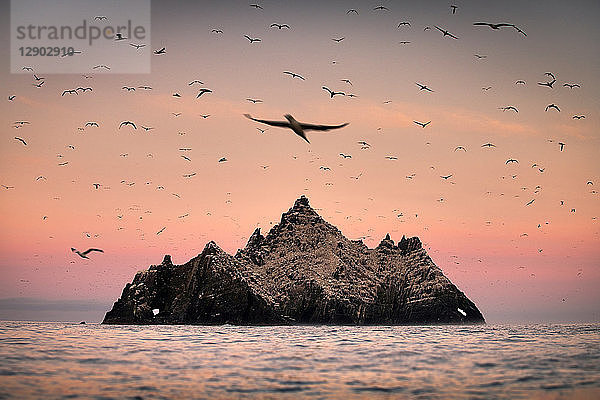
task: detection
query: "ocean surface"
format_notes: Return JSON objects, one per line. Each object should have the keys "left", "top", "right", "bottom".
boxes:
{"left": 0, "top": 322, "right": 598, "bottom": 399}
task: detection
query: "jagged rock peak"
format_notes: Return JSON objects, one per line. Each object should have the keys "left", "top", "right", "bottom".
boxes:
{"left": 162, "top": 255, "right": 172, "bottom": 265}
{"left": 293, "top": 195, "right": 310, "bottom": 209}
{"left": 378, "top": 233, "right": 395, "bottom": 249}
{"left": 246, "top": 227, "right": 264, "bottom": 249}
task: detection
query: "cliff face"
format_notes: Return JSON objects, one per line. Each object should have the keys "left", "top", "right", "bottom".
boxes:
{"left": 103, "top": 196, "right": 485, "bottom": 325}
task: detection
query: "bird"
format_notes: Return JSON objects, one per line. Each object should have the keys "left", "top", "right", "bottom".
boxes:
{"left": 435, "top": 26, "right": 459, "bottom": 39}
{"left": 246, "top": 98, "right": 263, "bottom": 103}
{"left": 61, "top": 89, "right": 78, "bottom": 96}
{"left": 114, "top": 32, "right": 126, "bottom": 41}
{"left": 270, "top": 23, "right": 290, "bottom": 29}
{"left": 199, "top": 114, "right": 210, "bottom": 119}
{"left": 122, "top": 86, "right": 135, "bottom": 91}
{"left": 515, "top": 80, "right": 526, "bottom": 85}
{"left": 94, "top": 16, "right": 107, "bottom": 20}
{"left": 172, "top": 93, "right": 181, "bottom": 97}
{"left": 71, "top": 247, "right": 104, "bottom": 259}
{"left": 14, "top": 137, "right": 27, "bottom": 145}
{"left": 331, "top": 37, "right": 345, "bottom": 42}
{"left": 256, "top": 128, "right": 267, "bottom": 134}
{"left": 538, "top": 73, "right": 556, "bottom": 88}
{"left": 250, "top": 4, "right": 263, "bottom": 9}
{"left": 76, "top": 87, "right": 92, "bottom": 92}
{"left": 482, "top": 86, "right": 492, "bottom": 91}
{"left": 499, "top": 106, "right": 518, "bottom": 112}
{"left": 339, "top": 153, "right": 352, "bottom": 159}
{"left": 92, "top": 65, "right": 110, "bottom": 70}
{"left": 129, "top": 43, "right": 146, "bottom": 49}
{"left": 563, "top": 83, "right": 580, "bottom": 89}
{"left": 153, "top": 47, "right": 166, "bottom": 55}
{"left": 33, "top": 81, "right": 45, "bottom": 88}
{"left": 473, "top": 22, "right": 526, "bottom": 36}
{"left": 454, "top": 146, "right": 466, "bottom": 152}
{"left": 441, "top": 174, "right": 453, "bottom": 180}
{"left": 385, "top": 156, "right": 398, "bottom": 160}
{"left": 506, "top": 159, "right": 519, "bottom": 164}
{"left": 218, "top": 157, "right": 227, "bottom": 162}
{"left": 92, "top": 183, "right": 101, "bottom": 189}
{"left": 414, "top": 120, "right": 431, "bottom": 128}
{"left": 526, "top": 199, "right": 535, "bottom": 206}
{"left": 416, "top": 82, "right": 434, "bottom": 92}
{"left": 322, "top": 86, "right": 345, "bottom": 98}
{"left": 8, "top": 95, "right": 15, "bottom": 101}
{"left": 397, "top": 22, "right": 411, "bottom": 27}
{"left": 211, "top": 29, "right": 223, "bottom": 34}
{"left": 284, "top": 71, "right": 305, "bottom": 80}
{"left": 341, "top": 79, "right": 352, "bottom": 85}
{"left": 244, "top": 114, "right": 349, "bottom": 144}
{"left": 119, "top": 121, "right": 137, "bottom": 129}
{"left": 156, "top": 227, "right": 166, "bottom": 235}
{"left": 475, "top": 54, "right": 487, "bottom": 59}
{"left": 357, "top": 141, "right": 370, "bottom": 146}
{"left": 373, "top": 6, "right": 389, "bottom": 11}
{"left": 399, "top": 41, "right": 411, "bottom": 45}
{"left": 33, "top": 74, "right": 44, "bottom": 81}
{"left": 138, "top": 85, "right": 152, "bottom": 90}
{"left": 481, "top": 143, "right": 496, "bottom": 147}
{"left": 320, "top": 166, "right": 331, "bottom": 170}
{"left": 196, "top": 88, "right": 213, "bottom": 98}
{"left": 545, "top": 103, "right": 560, "bottom": 112}
{"left": 244, "top": 35, "right": 261, "bottom": 43}
{"left": 189, "top": 80, "right": 204, "bottom": 85}
{"left": 450, "top": 5, "right": 458, "bottom": 14}
{"left": 347, "top": 9, "right": 358, "bottom": 14}
{"left": 572, "top": 115, "right": 585, "bottom": 119}
{"left": 141, "top": 126, "right": 153, "bottom": 131}
{"left": 181, "top": 155, "right": 191, "bottom": 161}
{"left": 22, "top": 66, "right": 34, "bottom": 71}
{"left": 558, "top": 142, "right": 566, "bottom": 151}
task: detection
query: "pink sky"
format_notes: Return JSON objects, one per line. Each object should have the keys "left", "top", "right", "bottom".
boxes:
{"left": 0, "top": 0, "right": 599, "bottom": 322}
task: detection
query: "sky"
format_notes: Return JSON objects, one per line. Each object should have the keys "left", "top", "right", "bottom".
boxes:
{"left": 0, "top": 0, "right": 599, "bottom": 323}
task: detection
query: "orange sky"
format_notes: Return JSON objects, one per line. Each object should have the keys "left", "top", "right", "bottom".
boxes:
{"left": 1, "top": 0, "right": 599, "bottom": 323}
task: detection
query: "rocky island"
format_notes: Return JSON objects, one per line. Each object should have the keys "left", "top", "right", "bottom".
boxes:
{"left": 103, "top": 196, "right": 485, "bottom": 325}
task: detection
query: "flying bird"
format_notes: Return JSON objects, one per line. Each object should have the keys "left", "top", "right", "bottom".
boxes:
{"left": 435, "top": 25, "right": 459, "bottom": 39}
{"left": 572, "top": 115, "right": 585, "bottom": 119}
{"left": 14, "top": 137, "right": 27, "bottom": 145}
{"left": 473, "top": 22, "right": 526, "bottom": 36}
{"left": 322, "top": 86, "right": 345, "bottom": 98}
{"left": 506, "top": 159, "right": 519, "bottom": 164}
{"left": 129, "top": 43, "right": 146, "bottom": 49}
{"left": 563, "top": 83, "right": 580, "bottom": 89}
{"left": 244, "top": 113, "right": 349, "bottom": 144}
{"left": 122, "top": 86, "right": 135, "bottom": 91}
{"left": 270, "top": 23, "right": 290, "bottom": 29}
{"left": 450, "top": 5, "right": 458, "bottom": 14}
{"left": 250, "top": 4, "right": 263, "bottom": 9}
{"left": 119, "top": 121, "right": 137, "bottom": 129}
{"left": 189, "top": 80, "right": 204, "bottom": 85}
{"left": 71, "top": 247, "right": 104, "bottom": 259}
{"left": 196, "top": 88, "right": 213, "bottom": 98}
{"left": 246, "top": 98, "right": 263, "bottom": 103}
{"left": 499, "top": 106, "right": 518, "bottom": 112}
{"left": 558, "top": 142, "right": 566, "bottom": 151}
{"left": 515, "top": 80, "right": 526, "bottom": 85}
{"left": 397, "top": 22, "right": 411, "bottom": 27}
{"left": 545, "top": 103, "right": 560, "bottom": 112}
{"left": 244, "top": 35, "right": 261, "bottom": 43}
{"left": 440, "top": 174, "right": 453, "bottom": 180}
{"left": 414, "top": 120, "right": 431, "bottom": 128}
{"left": 8, "top": 95, "right": 15, "bottom": 101}
{"left": 347, "top": 9, "right": 358, "bottom": 14}
{"left": 114, "top": 33, "right": 126, "bottom": 41}
{"left": 525, "top": 199, "right": 535, "bottom": 206}
{"left": 153, "top": 47, "right": 166, "bottom": 55}
{"left": 211, "top": 29, "right": 223, "bottom": 34}
{"left": 373, "top": 6, "right": 389, "bottom": 11}
{"left": 61, "top": 89, "right": 78, "bottom": 96}
{"left": 454, "top": 146, "right": 466, "bottom": 152}
{"left": 283, "top": 71, "right": 305, "bottom": 80}
{"left": 415, "top": 82, "right": 434, "bottom": 92}
{"left": 481, "top": 143, "right": 496, "bottom": 148}
{"left": 331, "top": 37, "right": 345, "bottom": 42}
{"left": 218, "top": 157, "right": 227, "bottom": 162}
{"left": 339, "top": 153, "right": 352, "bottom": 159}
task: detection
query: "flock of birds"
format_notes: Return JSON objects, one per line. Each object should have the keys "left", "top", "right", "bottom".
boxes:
{"left": 3, "top": 0, "right": 596, "bottom": 311}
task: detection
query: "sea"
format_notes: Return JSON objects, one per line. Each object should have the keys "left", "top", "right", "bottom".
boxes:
{"left": 0, "top": 322, "right": 598, "bottom": 399}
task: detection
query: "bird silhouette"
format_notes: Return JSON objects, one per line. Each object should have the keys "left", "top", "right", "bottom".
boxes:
{"left": 473, "top": 22, "right": 526, "bottom": 36}
{"left": 114, "top": 33, "right": 126, "bottom": 41}
{"left": 373, "top": 6, "right": 389, "bottom": 11}
{"left": 481, "top": 143, "right": 496, "bottom": 148}
{"left": 499, "top": 106, "right": 518, "bottom": 112}
{"left": 129, "top": 43, "right": 146, "bottom": 49}
{"left": 450, "top": 5, "right": 458, "bottom": 14}
{"left": 416, "top": 82, "right": 434, "bottom": 92}
{"left": 339, "top": 153, "right": 352, "bottom": 159}
{"left": 414, "top": 120, "right": 431, "bottom": 128}
{"left": 283, "top": 71, "right": 305, "bottom": 80}
{"left": 189, "top": 80, "right": 204, "bottom": 85}
{"left": 122, "top": 86, "right": 135, "bottom": 91}
{"left": 331, "top": 37, "right": 345, "bottom": 42}
{"left": 246, "top": 98, "right": 263, "bottom": 103}
{"left": 347, "top": 9, "right": 358, "bottom": 14}
{"left": 8, "top": 95, "right": 15, "bottom": 101}
{"left": 454, "top": 146, "right": 466, "bottom": 152}
{"left": 14, "top": 137, "right": 27, "bottom": 145}
{"left": 270, "top": 23, "right": 290, "bottom": 29}
{"left": 435, "top": 25, "right": 459, "bottom": 39}
{"left": 558, "top": 142, "right": 566, "bottom": 151}
{"left": 244, "top": 114, "right": 349, "bottom": 143}
{"left": 322, "top": 86, "right": 345, "bottom": 98}
{"left": 506, "top": 159, "right": 519, "bottom": 164}
{"left": 440, "top": 174, "right": 453, "bottom": 179}
{"left": 218, "top": 157, "right": 227, "bottom": 162}
{"left": 61, "top": 89, "right": 78, "bottom": 96}
{"left": 572, "top": 115, "right": 585, "bottom": 119}
{"left": 119, "top": 121, "right": 137, "bottom": 129}
{"left": 244, "top": 35, "right": 261, "bottom": 43}
{"left": 196, "top": 88, "right": 213, "bottom": 98}
{"left": 398, "top": 22, "right": 411, "bottom": 27}
{"left": 563, "top": 83, "right": 580, "bottom": 89}
{"left": 545, "top": 103, "right": 560, "bottom": 112}
{"left": 71, "top": 247, "right": 104, "bottom": 259}
{"left": 153, "top": 47, "right": 166, "bottom": 55}
{"left": 211, "top": 29, "right": 223, "bottom": 34}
